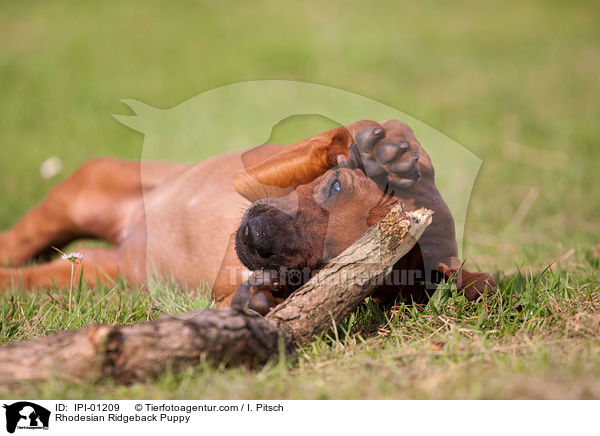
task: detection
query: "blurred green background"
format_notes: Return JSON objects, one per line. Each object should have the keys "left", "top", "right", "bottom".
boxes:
{"left": 1, "top": 0, "right": 599, "bottom": 273}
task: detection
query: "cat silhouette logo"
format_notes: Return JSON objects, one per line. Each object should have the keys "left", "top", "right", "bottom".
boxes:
{"left": 3, "top": 402, "right": 50, "bottom": 433}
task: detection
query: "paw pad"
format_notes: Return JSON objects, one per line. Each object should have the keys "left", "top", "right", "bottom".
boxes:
{"left": 352, "top": 127, "right": 422, "bottom": 193}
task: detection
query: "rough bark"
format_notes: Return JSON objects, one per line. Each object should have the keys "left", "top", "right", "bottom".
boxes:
{"left": 0, "top": 206, "right": 432, "bottom": 385}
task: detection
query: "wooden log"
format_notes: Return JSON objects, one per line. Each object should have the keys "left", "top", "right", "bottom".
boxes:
{"left": 0, "top": 206, "right": 432, "bottom": 385}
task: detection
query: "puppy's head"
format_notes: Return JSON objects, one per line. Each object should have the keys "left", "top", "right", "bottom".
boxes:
{"left": 235, "top": 168, "right": 398, "bottom": 275}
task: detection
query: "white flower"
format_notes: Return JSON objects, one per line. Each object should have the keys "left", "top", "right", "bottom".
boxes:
{"left": 40, "top": 156, "right": 63, "bottom": 180}
{"left": 61, "top": 252, "right": 83, "bottom": 262}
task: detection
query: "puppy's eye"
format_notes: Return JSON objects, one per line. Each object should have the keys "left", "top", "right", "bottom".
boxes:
{"left": 330, "top": 180, "right": 341, "bottom": 196}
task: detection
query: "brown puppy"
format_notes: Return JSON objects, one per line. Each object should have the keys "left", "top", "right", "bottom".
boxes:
{"left": 0, "top": 120, "right": 493, "bottom": 309}
{"left": 231, "top": 167, "right": 492, "bottom": 315}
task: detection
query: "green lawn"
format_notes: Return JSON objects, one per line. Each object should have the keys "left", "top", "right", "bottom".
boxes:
{"left": 1, "top": 0, "right": 599, "bottom": 399}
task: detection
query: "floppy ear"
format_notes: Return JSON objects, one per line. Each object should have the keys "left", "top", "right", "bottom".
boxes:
{"left": 234, "top": 125, "right": 354, "bottom": 201}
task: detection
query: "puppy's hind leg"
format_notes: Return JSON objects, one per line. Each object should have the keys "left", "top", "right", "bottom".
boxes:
{"left": 0, "top": 158, "right": 186, "bottom": 266}
{"left": 0, "top": 248, "right": 119, "bottom": 291}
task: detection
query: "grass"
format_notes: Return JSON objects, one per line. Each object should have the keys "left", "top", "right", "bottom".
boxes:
{"left": 2, "top": 262, "right": 599, "bottom": 399}
{"left": 1, "top": 0, "right": 599, "bottom": 399}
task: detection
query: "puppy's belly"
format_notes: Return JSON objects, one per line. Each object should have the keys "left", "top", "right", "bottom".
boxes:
{"left": 119, "top": 153, "right": 247, "bottom": 288}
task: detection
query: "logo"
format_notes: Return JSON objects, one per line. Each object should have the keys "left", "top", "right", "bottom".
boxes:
{"left": 3, "top": 402, "right": 50, "bottom": 434}
{"left": 116, "top": 80, "right": 482, "bottom": 290}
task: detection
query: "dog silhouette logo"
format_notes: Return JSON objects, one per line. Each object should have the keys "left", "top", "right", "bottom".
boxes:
{"left": 2, "top": 402, "right": 50, "bottom": 433}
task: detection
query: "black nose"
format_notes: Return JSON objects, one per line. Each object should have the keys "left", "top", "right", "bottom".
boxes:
{"left": 242, "top": 216, "right": 274, "bottom": 257}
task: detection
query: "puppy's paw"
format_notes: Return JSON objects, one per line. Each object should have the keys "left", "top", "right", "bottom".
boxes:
{"left": 460, "top": 271, "right": 497, "bottom": 301}
{"left": 351, "top": 127, "right": 422, "bottom": 194}
{"left": 230, "top": 271, "right": 287, "bottom": 316}
{"left": 438, "top": 262, "right": 497, "bottom": 301}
